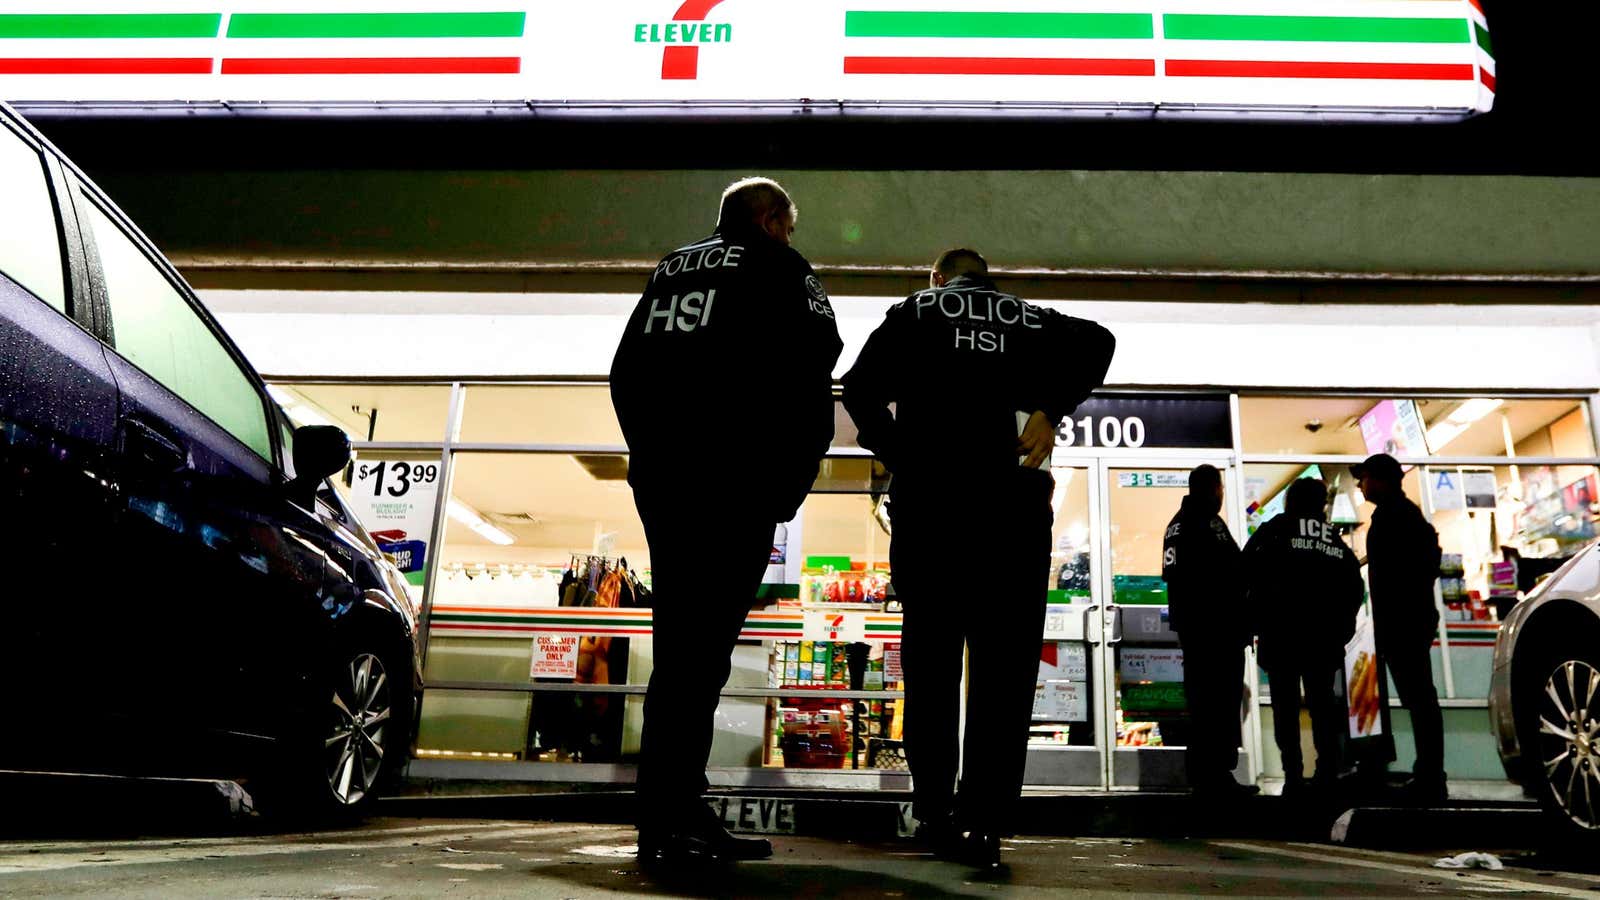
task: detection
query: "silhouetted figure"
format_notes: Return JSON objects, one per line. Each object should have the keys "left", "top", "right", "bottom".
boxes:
{"left": 1163, "top": 464, "right": 1258, "bottom": 798}
{"left": 1243, "top": 478, "right": 1364, "bottom": 797}
{"left": 611, "top": 178, "right": 842, "bottom": 863}
{"left": 1353, "top": 452, "right": 1447, "bottom": 803}
{"left": 842, "top": 248, "right": 1114, "bottom": 868}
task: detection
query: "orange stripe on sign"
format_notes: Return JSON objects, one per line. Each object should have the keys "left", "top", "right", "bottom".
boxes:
{"left": 0, "top": 57, "right": 212, "bottom": 74}
{"left": 1167, "top": 59, "right": 1474, "bottom": 80}
{"left": 846, "top": 56, "right": 1155, "bottom": 76}
{"left": 222, "top": 57, "right": 519, "bottom": 75}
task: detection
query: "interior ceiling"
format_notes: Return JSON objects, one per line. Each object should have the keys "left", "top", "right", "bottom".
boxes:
{"left": 1239, "top": 397, "right": 1585, "bottom": 459}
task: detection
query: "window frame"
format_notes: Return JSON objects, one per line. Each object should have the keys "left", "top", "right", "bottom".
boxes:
{"left": 0, "top": 113, "right": 91, "bottom": 330}
{"left": 68, "top": 175, "right": 284, "bottom": 473}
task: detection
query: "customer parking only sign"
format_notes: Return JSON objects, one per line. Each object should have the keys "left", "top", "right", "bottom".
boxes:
{"left": 0, "top": 1, "right": 1494, "bottom": 121}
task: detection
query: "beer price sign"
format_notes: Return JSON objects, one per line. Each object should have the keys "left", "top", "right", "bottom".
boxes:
{"left": 1, "top": 1, "right": 1493, "bottom": 120}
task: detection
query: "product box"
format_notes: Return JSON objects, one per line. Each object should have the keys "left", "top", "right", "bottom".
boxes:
{"left": 800, "top": 641, "right": 814, "bottom": 664}
{"left": 784, "top": 661, "right": 798, "bottom": 681}
{"left": 785, "top": 643, "right": 800, "bottom": 662}
{"left": 811, "top": 663, "right": 826, "bottom": 681}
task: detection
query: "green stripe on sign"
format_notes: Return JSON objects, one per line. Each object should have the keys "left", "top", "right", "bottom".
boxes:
{"left": 227, "top": 12, "right": 526, "bottom": 39}
{"left": 1474, "top": 22, "right": 1493, "bottom": 58}
{"left": 0, "top": 14, "right": 221, "bottom": 39}
{"left": 755, "top": 583, "right": 802, "bottom": 601}
{"left": 1164, "top": 14, "right": 1469, "bottom": 44}
{"left": 846, "top": 11, "right": 1153, "bottom": 40}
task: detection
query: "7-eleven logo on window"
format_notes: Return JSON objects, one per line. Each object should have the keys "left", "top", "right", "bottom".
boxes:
{"left": 634, "top": 0, "right": 733, "bottom": 79}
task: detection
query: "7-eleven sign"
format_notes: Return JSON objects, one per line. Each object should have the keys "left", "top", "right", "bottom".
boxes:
{"left": 803, "top": 610, "right": 866, "bottom": 642}
{"left": 632, "top": 0, "right": 733, "bottom": 79}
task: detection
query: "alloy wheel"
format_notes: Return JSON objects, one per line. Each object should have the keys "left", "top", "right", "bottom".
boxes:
{"left": 324, "top": 653, "right": 391, "bottom": 806}
{"left": 1537, "top": 659, "right": 1600, "bottom": 829}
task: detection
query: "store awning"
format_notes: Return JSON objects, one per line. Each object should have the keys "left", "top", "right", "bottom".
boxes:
{"left": 0, "top": 2, "right": 1494, "bottom": 122}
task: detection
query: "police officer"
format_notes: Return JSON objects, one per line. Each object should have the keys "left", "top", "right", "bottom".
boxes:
{"left": 1353, "top": 452, "right": 1447, "bottom": 803}
{"left": 1162, "top": 464, "right": 1257, "bottom": 798}
{"left": 611, "top": 178, "right": 843, "bottom": 862}
{"left": 842, "top": 248, "right": 1114, "bottom": 868}
{"left": 1242, "top": 478, "right": 1364, "bottom": 797}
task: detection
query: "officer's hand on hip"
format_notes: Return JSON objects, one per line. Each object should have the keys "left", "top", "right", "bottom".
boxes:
{"left": 1018, "top": 410, "right": 1055, "bottom": 469}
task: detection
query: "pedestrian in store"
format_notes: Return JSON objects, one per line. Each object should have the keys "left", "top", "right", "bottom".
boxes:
{"left": 611, "top": 177, "right": 843, "bottom": 864}
{"left": 1161, "top": 464, "right": 1258, "bottom": 798}
{"left": 841, "top": 248, "right": 1115, "bottom": 869}
{"left": 1242, "top": 477, "right": 1364, "bottom": 798}
{"left": 1352, "top": 452, "right": 1448, "bottom": 803}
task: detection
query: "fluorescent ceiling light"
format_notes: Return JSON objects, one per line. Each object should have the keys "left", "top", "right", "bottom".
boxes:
{"left": 448, "top": 498, "right": 515, "bottom": 546}
{"left": 1425, "top": 398, "right": 1504, "bottom": 454}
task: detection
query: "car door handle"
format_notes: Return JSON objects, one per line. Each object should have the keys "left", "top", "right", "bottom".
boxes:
{"left": 125, "top": 417, "right": 188, "bottom": 472}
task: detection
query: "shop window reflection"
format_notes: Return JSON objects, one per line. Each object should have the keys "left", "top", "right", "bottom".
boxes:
{"left": 458, "top": 384, "right": 625, "bottom": 446}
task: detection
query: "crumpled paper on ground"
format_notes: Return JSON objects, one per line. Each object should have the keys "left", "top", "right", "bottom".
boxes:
{"left": 1432, "top": 852, "right": 1504, "bottom": 870}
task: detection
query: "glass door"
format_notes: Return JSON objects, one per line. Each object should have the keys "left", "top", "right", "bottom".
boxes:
{"left": 1099, "top": 461, "right": 1258, "bottom": 790}
{"left": 1024, "top": 463, "right": 1109, "bottom": 788}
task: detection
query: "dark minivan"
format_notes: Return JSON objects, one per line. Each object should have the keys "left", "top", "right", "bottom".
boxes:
{"left": 0, "top": 102, "right": 420, "bottom": 816}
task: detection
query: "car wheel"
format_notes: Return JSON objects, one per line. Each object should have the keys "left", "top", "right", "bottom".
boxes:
{"left": 255, "top": 645, "right": 402, "bottom": 821}
{"left": 1525, "top": 650, "right": 1600, "bottom": 836}
{"left": 323, "top": 651, "right": 393, "bottom": 810}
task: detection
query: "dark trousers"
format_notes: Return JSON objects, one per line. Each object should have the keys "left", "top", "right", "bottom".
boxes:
{"left": 1265, "top": 659, "right": 1343, "bottom": 781}
{"left": 634, "top": 492, "right": 774, "bottom": 825}
{"left": 1178, "top": 633, "right": 1245, "bottom": 787}
{"left": 893, "top": 478, "right": 1052, "bottom": 833}
{"left": 1380, "top": 634, "right": 1445, "bottom": 780}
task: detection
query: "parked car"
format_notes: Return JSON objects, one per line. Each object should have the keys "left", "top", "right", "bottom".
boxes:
{"left": 1490, "top": 539, "right": 1600, "bottom": 841}
{"left": 0, "top": 101, "right": 420, "bottom": 817}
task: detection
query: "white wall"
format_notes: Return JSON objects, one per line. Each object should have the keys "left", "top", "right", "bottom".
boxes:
{"left": 204, "top": 290, "right": 1600, "bottom": 391}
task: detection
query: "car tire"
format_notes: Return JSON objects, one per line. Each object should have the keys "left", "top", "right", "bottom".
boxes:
{"left": 1516, "top": 637, "right": 1600, "bottom": 843}
{"left": 254, "top": 643, "right": 406, "bottom": 822}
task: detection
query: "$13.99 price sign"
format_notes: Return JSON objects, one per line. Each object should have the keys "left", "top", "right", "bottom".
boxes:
{"left": 349, "top": 458, "right": 442, "bottom": 574}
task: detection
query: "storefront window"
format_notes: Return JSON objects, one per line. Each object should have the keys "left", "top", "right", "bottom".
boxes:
{"left": 267, "top": 382, "right": 453, "bottom": 443}
{"left": 458, "top": 384, "right": 624, "bottom": 446}
{"left": 1240, "top": 396, "right": 1594, "bottom": 459}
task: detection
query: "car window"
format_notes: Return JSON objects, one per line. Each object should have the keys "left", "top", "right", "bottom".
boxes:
{"left": 278, "top": 411, "right": 297, "bottom": 479}
{"left": 81, "top": 197, "right": 273, "bottom": 461}
{"left": 0, "top": 121, "right": 67, "bottom": 314}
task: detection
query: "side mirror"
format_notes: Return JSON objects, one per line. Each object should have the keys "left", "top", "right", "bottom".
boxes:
{"left": 292, "top": 425, "right": 352, "bottom": 484}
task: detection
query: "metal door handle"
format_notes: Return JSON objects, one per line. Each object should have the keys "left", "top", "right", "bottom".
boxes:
{"left": 125, "top": 417, "right": 187, "bottom": 472}
{"left": 1105, "top": 605, "right": 1125, "bottom": 645}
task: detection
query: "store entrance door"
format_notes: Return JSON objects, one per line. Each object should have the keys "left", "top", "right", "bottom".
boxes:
{"left": 1097, "top": 460, "right": 1258, "bottom": 790}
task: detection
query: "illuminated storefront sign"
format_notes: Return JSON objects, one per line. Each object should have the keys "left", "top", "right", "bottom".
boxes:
{"left": 0, "top": 2, "right": 1494, "bottom": 119}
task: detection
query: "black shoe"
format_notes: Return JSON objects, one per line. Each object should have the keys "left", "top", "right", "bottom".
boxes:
{"left": 953, "top": 831, "right": 1002, "bottom": 870}
{"left": 1192, "top": 779, "right": 1261, "bottom": 799}
{"left": 912, "top": 815, "right": 962, "bottom": 860}
{"left": 638, "top": 805, "right": 773, "bottom": 864}
{"left": 1399, "top": 773, "right": 1448, "bottom": 806}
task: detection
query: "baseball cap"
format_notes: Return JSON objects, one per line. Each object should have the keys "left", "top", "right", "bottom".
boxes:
{"left": 1351, "top": 452, "right": 1403, "bottom": 482}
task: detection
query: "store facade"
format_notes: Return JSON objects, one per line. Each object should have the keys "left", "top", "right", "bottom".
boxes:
{"left": 257, "top": 352, "right": 1600, "bottom": 793}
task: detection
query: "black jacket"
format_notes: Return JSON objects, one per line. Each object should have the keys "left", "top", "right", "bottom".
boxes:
{"left": 1242, "top": 512, "right": 1365, "bottom": 671}
{"left": 1161, "top": 496, "right": 1247, "bottom": 642}
{"left": 610, "top": 225, "right": 843, "bottom": 521}
{"left": 839, "top": 275, "right": 1114, "bottom": 502}
{"left": 1366, "top": 496, "right": 1442, "bottom": 645}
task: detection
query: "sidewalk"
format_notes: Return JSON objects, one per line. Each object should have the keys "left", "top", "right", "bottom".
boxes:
{"left": 378, "top": 779, "right": 1546, "bottom": 851}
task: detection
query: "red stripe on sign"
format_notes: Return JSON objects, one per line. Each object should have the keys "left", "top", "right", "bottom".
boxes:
{"left": 0, "top": 57, "right": 212, "bottom": 75}
{"left": 1480, "top": 67, "right": 1495, "bottom": 91}
{"left": 662, "top": 45, "right": 698, "bottom": 79}
{"left": 845, "top": 56, "right": 1155, "bottom": 76}
{"left": 1166, "top": 60, "right": 1474, "bottom": 81}
{"left": 1466, "top": 0, "right": 1485, "bottom": 15}
{"left": 222, "top": 56, "right": 520, "bottom": 75}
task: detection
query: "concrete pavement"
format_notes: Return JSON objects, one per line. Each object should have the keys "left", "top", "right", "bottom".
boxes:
{"left": 2, "top": 816, "right": 1600, "bottom": 898}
